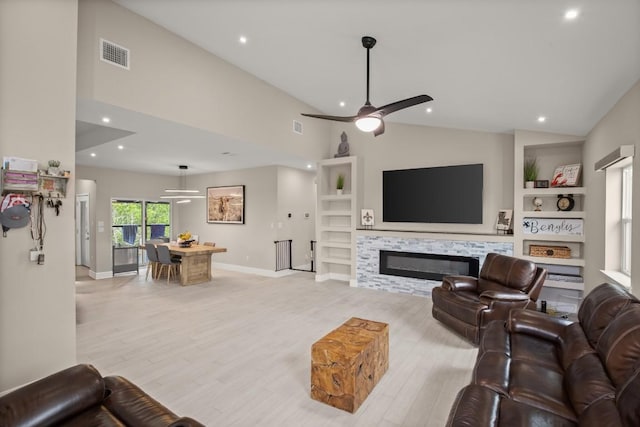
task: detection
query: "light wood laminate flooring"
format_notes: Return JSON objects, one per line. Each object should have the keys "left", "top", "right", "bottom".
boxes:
{"left": 76, "top": 267, "right": 477, "bottom": 426}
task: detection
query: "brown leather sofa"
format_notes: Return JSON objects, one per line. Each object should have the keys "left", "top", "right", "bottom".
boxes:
{"left": 432, "top": 253, "right": 547, "bottom": 344}
{"left": 0, "top": 364, "right": 204, "bottom": 426}
{"left": 445, "top": 282, "right": 640, "bottom": 426}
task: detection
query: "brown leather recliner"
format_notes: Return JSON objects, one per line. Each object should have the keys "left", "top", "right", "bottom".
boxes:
{"left": 431, "top": 253, "right": 547, "bottom": 344}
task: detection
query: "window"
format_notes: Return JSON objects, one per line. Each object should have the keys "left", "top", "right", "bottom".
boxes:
{"left": 621, "top": 165, "right": 632, "bottom": 275}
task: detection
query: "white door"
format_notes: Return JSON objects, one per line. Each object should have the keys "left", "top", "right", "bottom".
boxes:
{"left": 75, "top": 194, "right": 90, "bottom": 266}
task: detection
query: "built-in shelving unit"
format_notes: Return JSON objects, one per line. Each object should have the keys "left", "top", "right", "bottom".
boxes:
{"left": 514, "top": 135, "right": 586, "bottom": 312}
{"left": 315, "top": 156, "right": 362, "bottom": 284}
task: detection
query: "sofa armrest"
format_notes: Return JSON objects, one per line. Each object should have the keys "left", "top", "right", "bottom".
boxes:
{"left": 480, "top": 290, "right": 529, "bottom": 303}
{"left": 442, "top": 275, "right": 478, "bottom": 292}
{"left": 507, "top": 308, "right": 573, "bottom": 342}
{"left": 104, "top": 375, "right": 203, "bottom": 427}
{"left": 0, "top": 364, "right": 104, "bottom": 427}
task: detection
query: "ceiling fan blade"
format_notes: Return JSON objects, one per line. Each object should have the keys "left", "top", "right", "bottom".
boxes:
{"left": 373, "top": 120, "right": 385, "bottom": 137}
{"left": 374, "top": 95, "right": 433, "bottom": 117}
{"left": 301, "top": 113, "right": 357, "bottom": 123}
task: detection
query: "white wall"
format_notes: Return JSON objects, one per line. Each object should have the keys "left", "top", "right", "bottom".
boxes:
{"left": 77, "top": 0, "right": 332, "bottom": 163}
{"left": 329, "top": 122, "right": 514, "bottom": 234}
{"left": 177, "top": 167, "right": 279, "bottom": 271}
{"left": 0, "top": 0, "right": 78, "bottom": 391}
{"left": 276, "top": 167, "right": 316, "bottom": 268}
{"left": 583, "top": 79, "right": 640, "bottom": 293}
{"left": 75, "top": 165, "right": 180, "bottom": 275}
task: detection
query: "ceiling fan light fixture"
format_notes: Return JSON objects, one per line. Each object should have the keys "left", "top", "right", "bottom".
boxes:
{"left": 355, "top": 116, "right": 382, "bottom": 132}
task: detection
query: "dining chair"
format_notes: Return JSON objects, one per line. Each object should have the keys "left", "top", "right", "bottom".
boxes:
{"left": 144, "top": 243, "right": 160, "bottom": 280}
{"left": 156, "top": 245, "right": 181, "bottom": 284}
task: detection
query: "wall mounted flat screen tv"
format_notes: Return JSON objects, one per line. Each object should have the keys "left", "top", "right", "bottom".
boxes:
{"left": 383, "top": 163, "right": 483, "bottom": 224}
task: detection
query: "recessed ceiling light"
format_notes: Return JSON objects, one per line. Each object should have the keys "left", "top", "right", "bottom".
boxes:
{"left": 564, "top": 9, "right": 579, "bottom": 20}
{"left": 239, "top": 35, "right": 247, "bottom": 44}
{"left": 90, "top": 153, "right": 96, "bottom": 157}
{"left": 102, "top": 116, "right": 111, "bottom": 123}
{"left": 176, "top": 199, "right": 192, "bottom": 204}
{"left": 339, "top": 101, "right": 346, "bottom": 107}
{"left": 537, "top": 116, "right": 547, "bottom": 123}
{"left": 426, "top": 107, "right": 433, "bottom": 113}
{"left": 117, "top": 145, "right": 124, "bottom": 150}
{"left": 306, "top": 164, "right": 312, "bottom": 169}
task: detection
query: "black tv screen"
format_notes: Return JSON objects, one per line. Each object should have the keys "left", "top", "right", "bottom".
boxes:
{"left": 383, "top": 164, "right": 483, "bottom": 224}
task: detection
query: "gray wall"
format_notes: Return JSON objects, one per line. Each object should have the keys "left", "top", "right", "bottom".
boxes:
{"left": 77, "top": 0, "right": 332, "bottom": 162}
{"left": 75, "top": 165, "right": 180, "bottom": 274}
{"left": 0, "top": 0, "right": 78, "bottom": 392}
{"left": 329, "top": 122, "right": 514, "bottom": 235}
{"left": 583, "top": 79, "right": 640, "bottom": 293}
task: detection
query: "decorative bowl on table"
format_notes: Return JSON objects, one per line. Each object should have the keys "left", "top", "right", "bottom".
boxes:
{"left": 178, "top": 239, "right": 194, "bottom": 248}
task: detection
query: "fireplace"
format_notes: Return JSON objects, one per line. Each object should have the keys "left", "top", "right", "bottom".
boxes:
{"left": 379, "top": 250, "right": 479, "bottom": 281}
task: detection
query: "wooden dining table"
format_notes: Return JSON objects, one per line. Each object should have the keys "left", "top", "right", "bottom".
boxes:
{"left": 167, "top": 244, "right": 227, "bottom": 286}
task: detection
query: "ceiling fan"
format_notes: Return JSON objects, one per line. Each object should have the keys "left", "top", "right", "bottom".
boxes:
{"left": 301, "top": 36, "right": 433, "bottom": 137}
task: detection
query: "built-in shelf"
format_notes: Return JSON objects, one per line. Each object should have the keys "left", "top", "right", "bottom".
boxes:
{"left": 523, "top": 234, "right": 585, "bottom": 243}
{"left": 543, "top": 280, "right": 584, "bottom": 291}
{"left": 522, "top": 211, "right": 586, "bottom": 218}
{"left": 317, "top": 242, "right": 352, "bottom": 249}
{"left": 521, "top": 187, "right": 586, "bottom": 196}
{"left": 522, "top": 255, "right": 585, "bottom": 267}
{"left": 315, "top": 156, "right": 362, "bottom": 284}
{"left": 319, "top": 210, "right": 352, "bottom": 216}
{"left": 515, "top": 136, "right": 587, "bottom": 311}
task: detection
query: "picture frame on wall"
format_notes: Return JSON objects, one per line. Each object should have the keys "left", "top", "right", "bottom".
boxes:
{"left": 496, "top": 209, "right": 513, "bottom": 233}
{"left": 207, "top": 185, "right": 245, "bottom": 224}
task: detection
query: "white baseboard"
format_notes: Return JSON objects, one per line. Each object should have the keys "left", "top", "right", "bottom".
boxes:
{"left": 93, "top": 271, "right": 112, "bottom": 280}
{"left": 213, "top": 262, "right": 298, "bottom": 278}
{"left": 315, "top": 273, "right": 351, "bottom": 283}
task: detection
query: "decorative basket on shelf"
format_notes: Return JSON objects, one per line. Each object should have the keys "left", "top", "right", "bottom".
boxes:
{"left": 529, "top": 245, "right": 571, "bottom": 259}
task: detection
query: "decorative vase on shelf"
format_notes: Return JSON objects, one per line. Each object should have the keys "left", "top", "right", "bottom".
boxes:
{"left": 48, "top": 160, "right": 61, "bottom": 176}
{"left": 336, "top": 189, "right": 343, "bottom": 196}
{"left": 525, "top": 181, "right": 535, "bottom": 189}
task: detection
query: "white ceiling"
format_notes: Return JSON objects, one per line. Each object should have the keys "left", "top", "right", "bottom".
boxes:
{"left": 78, "top": 0, "right": 640, "bottom": 175}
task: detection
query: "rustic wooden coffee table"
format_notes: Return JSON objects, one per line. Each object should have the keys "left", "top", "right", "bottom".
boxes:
{"left": 310, "top": 317, "right": 389, "bottom": 413}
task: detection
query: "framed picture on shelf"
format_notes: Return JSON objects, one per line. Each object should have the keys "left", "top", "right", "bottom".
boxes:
{"left": 551, "top": 164, "right": 582, "bottom": 187}
{"left": 207, "top": 185, "right": 245, "bottom": 224}
{"left": 496, "top": 209, "right": 513, "bottom": 232}
{"left": 534, "top": 180, "right": 549, "bottom": 188}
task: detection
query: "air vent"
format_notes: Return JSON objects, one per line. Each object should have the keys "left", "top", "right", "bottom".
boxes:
{"left": 100, "top": 38, "right": 130, "bottom": 70}
{"left": 293, "top": 120, "right": 303, "bottom": 135}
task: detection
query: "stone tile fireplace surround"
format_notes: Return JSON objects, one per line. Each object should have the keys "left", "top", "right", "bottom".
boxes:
{"left": 356, "top": 231, "right": 514, "bottom": 297}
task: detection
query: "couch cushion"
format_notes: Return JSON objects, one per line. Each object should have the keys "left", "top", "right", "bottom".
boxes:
{"left": 508, "top": 359, "right": 576, "bottom": 421}
{"left": 103, "top": 376, "right": 180, "bottom": 427}
{"left": 509, "top": 333, "right": 562, "bottom": 373}
{"left": 596, "top": 305, "right": 640, "bottom": 387}
{"left": 472, "top": 351, "right": 510, "bottom": 394}
{"left": 616, "top": 366, "right": 640, "bottom": 427}
{"left": 445, "top": 384, "right": 500, "bottom": 427}
{"left": 578, "top": 396, "right": 622, "bottom": 427}
{"left": 578, "top": 282, "right": 639, "bottom": 347}
{"left": 564, "top": 353, "right": 616, "bottom": 415}
{"left": 499, "top": 397, "right": 577, "bottom": 427}
{"left": 58, "top": 405, "right": 126, "bottom": 426}
{"left": 478, "top": 253, "right": 536, "bottom": 293}
{"left": 0, "top": 364, "right": 105, "bottom": 427}
{"left": 559, "top": 322, "right": 597, "bottom": 370}
{"left": 479, "top": 320, "right": 511, "bottom": 356}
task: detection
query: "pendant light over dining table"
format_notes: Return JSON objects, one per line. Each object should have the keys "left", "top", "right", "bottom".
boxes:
{"left": 161, "top": 165, "right": 205, "bottom": 203}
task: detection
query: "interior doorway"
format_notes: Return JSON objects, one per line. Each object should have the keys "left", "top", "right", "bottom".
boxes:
{"left": 75, "top": 194, "right": 90, "bottom": 267}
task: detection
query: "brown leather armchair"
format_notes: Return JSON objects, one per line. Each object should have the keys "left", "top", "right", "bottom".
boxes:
{"left": 431, "top": 253, "right": 546, "bottom": 344}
